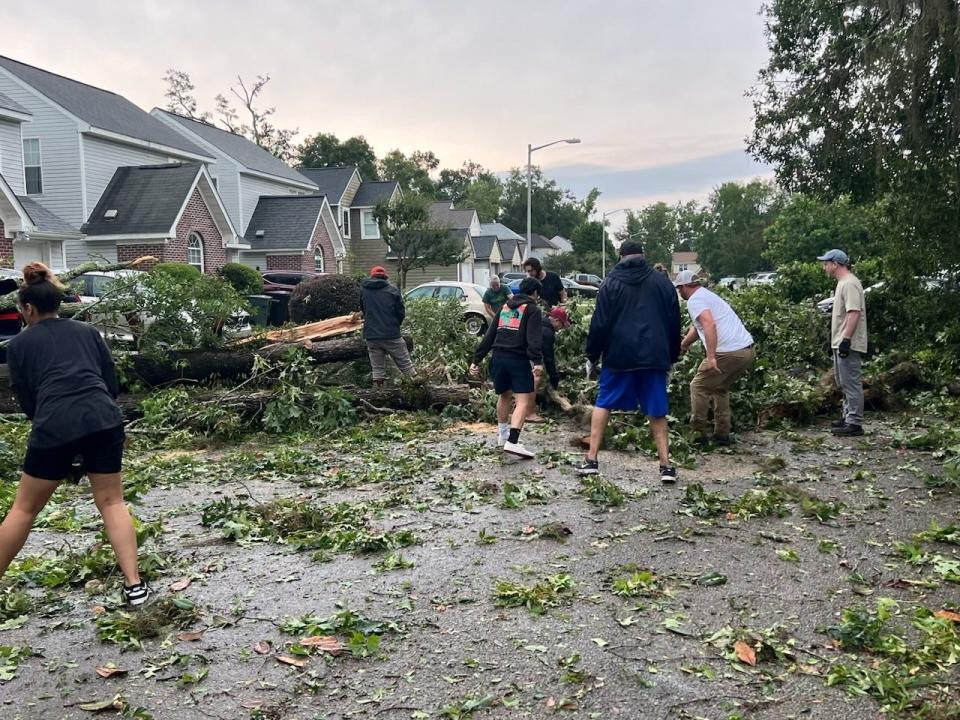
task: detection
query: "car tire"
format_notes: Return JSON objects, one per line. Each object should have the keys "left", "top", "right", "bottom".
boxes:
{"left": 465, "top": 314, "right": 487, "bottom": 336}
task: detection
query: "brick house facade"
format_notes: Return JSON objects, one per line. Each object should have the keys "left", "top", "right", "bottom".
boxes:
{"left": 264, "top": 214, "right": 336, "bottom": 273}
{"left": 0, "top": 221, "right": 12, "bottom": 265}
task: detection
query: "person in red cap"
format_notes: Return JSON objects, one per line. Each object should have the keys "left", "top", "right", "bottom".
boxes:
{"left": 361, "top": 266, "right": 414, "bottom": 385}
{"left": 527, "top": 306, "right": 571, "bottom": 421}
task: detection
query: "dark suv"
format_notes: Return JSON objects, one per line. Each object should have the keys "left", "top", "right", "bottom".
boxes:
{"left": 261, "top": 271, "right": 323, "bottom": 292}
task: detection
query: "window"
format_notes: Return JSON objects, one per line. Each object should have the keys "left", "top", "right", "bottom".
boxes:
{"left": 314, "top": 246, "right": 325, "bottom": 273}
{"left": 435, "top": 285, "right": 465, "bottom": 300}
{"left": 677, "top": 263, "right": 688, "bottom": 272}
{"left": 187, "top": 232, "right": 204, "bottom": 272}
{"left": 23, "top": 139, "right": 42, "bottom": 194}
{"left": 405, "top": 286, "right": 437, "bottom": 299}
{"left": 360, "top": 209, "right": 379, "bottom": 239}
{"left": 341, "top": 207, "right": 351, "bottom": 238}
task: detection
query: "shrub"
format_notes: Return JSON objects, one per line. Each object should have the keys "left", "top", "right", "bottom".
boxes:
{"left": 289, "top": 275, "right": 361, "bottom": 324}
{"left": 219, "top": 263, "right": 262, "bottom": 295}
{"left": 152, "top": 263, "right": 201, "bottom": 282}
{"left": 404, "top": 297, "right": 475, "bottom": 381}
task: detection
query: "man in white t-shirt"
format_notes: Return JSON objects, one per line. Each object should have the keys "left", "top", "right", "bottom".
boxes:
{"left": 674, "top": 271, "right": 755, "bottom": 445}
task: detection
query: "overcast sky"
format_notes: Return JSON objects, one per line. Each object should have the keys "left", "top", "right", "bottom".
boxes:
{"left": 5, "top": 0, "right": 772, "bottom": 223}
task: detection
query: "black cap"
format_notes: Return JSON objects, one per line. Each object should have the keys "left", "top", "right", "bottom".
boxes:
{"left": 619, "top": 240, "right": 644, "bottom": 257}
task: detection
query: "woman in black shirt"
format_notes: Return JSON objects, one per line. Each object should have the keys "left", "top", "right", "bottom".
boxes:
{"left": 0, "top": 263, "right": 149, "bottom": 606}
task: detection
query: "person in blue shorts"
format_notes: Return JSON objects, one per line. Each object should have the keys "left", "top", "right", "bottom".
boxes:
{"left": 578, "top": 241, "right": 682, "bottom": 483}
{"left": 470, "top": 277, "right": 544, "bottom": 459}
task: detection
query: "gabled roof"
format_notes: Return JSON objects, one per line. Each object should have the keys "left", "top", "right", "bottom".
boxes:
{"left": 529, "top": 233, "right": 555, "bottom": 250}
{"left": 298, "top": 166, "right": 358, "bottom": 204}
{"left": 245, "top": 195, "right": 328, "bottom": 250}
{"left": 0, "top": 56, "right": 210, "bottom": 159}
{"left": 352, "top": 181, "right": 400, "bottom": 207}
{"left": 471, "top": 235, "right": 498, "bottom": 261}
{"left": 672, "top": 251, "right": 699, "bottom": 263}
{"left": 154, "top": 109, "right": 315, "bottom": 187}
{"left": 83, "top": 163, "right": 205, "bottom": 236}
{"left": 498, "top": 238, "right": 520, "bottom": 262}
{"left": 550, "top": 235, "right": 574, "bottom": 253}
{"left": 0, "top": 90, "right": 30, "bottom": 120}
{"left": 479, "top": 222, "right": 523, "bottom": 242}
{"left": 18, "top": 197, "right": 81, "bottom": 237}
{"left": 429, "top": 201, "right": 477, "bottom": 230}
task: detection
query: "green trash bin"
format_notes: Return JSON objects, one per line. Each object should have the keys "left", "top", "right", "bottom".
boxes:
{"left": 246, "top": 295, "right": 275, "bottom": 326}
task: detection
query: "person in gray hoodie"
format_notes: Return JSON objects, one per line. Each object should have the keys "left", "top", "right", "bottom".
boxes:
{"left": 361, "top": 266, "right": 414, "bottom": 385}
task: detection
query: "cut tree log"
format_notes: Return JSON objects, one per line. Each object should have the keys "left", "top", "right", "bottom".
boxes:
{"left": 126, "top": 334, "right": 413, "bottom": 387}
{"left": 235, "top": 313, "right": 363, "bottom": 347}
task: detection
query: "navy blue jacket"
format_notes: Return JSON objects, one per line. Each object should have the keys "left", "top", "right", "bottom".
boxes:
{"left": 361, "top": 277, "right": 405, "bottom": 340}
{"left": 586, "top": 256, "right": 681, "bottom": 371}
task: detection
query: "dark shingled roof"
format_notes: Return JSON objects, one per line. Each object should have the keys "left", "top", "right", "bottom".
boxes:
{"left": 0, "top": 90, "right": 29, "bottom": 117}
{"left": 245, "top": 195, "right": 326, "bottom": 250}
{"left": 156, "top": 110, "right": 314, "bottom": 186}
{"left": 298, "top": 166, "right": 357, "bottom": 203}
{"left": 83, "top": 163, "right": 203, "bottom": 236}
{"left": 352, "top": 181, "right": 399, "bottom": 207}
{"left": 18, "top": 196, "right": 80, "bottom": 236}
{"left": 0, "top": 56, "right": 209, "bottom": 158}
{"left": 429, "top": 201, "right": 476, "bottom": 229}
{"left": 529, "top": 233, "right": 556, "bottom": 250}
{"left": 498, "top": 238, "right": 520, "bottom": 261}
{"left": 471, "top": 235, "right": 498, "bottom": 261}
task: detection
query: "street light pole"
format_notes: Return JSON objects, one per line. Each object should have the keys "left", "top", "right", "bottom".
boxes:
{"left": 526, "top": 138, "right": 581, "bottom": 254}
{"left": 600, "top": 208, "right": 627, "bottom": 279}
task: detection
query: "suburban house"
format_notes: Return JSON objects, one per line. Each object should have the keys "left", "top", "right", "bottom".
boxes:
{"left": 298, "top": 165, "right": 361, "bottom": 252}
{"left": 527, "top": 232, "right": 560, "bottom": 260}
{"left": 241, "top": 194, "right": 342, "bottom": 273}
{"left": 469, "top": 235, "right": 505, "bottom": 286}
{"left": 550, "top": 235, "right": 574, "bottom": 253}
{"left": 479, "top": 222, "right": 526, "bottom": 272}
{"left": 343, "top": 179, "right": 402, "bottom": 276}
{"left": 0, "top": 55, "right": 242, "bottom": 272}
{"left": 671, "top": 250, "right": 700, "bottom": 276}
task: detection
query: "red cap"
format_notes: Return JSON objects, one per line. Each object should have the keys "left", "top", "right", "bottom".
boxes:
{"left": 547, "top": 306, "right": 571, "bottom": 327}
{"left": 370, "top": 266, "right": 388, "bottom": 278}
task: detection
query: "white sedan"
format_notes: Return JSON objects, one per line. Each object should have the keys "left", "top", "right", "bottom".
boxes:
{"left": 405, "top": 281, "right": 494, "bottom": 335}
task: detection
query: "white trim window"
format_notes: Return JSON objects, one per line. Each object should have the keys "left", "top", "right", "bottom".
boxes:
{"left": 360, "top": 209, "right": 380, "bottom": 239}
{"left": 187, "top": 232, "right": 204, "bottom": 272}
{"left": 314, "top": 246, "right": 325, "bottom": 273}
{"left": 23, "top": 138, "right": 42, "bottom": 195}
{"left": 341, "top": 207, "right": 351, "bottom": 238}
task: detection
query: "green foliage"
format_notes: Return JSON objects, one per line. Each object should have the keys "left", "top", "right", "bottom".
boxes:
{"left": 96, "top": 596, "right": 199, "bottom": 650}
{"left": 493, "top": 573, "right": 574, "bottom": 615}
{"left": 608, "top": 567, "right": 664, "bottom": 598}
{"left": 217, "top": 262, "right": 262, "bottom": 295}
{"left": 288, "top": 274, "right": 361, "bottom": 324}
{"left": 0, "top": 645, "right": 33, "bottom": 682}
{"left": 404, "top": 297, "right": 476, "bottom": 381}
{"left": 678, "top": 484, "right": 731, "bottom": 518}
{"left": 379, "top": 149, "right": 439, "bottom": 196}
{"left": 542, "top": 252, "right": 580, "bottom": 277}
{"left": 578, "top": 475, "right": 626, "bottom": 507}
{"left": 297, "top": 132, "right": 378, "bottom": 181}
{"left": 620, "top": 202, "right": 680, "bottom": 267}
{"left": 152, "top": 263, "right": 201, "bottom": 282}
{"left": 501, "top": 479, "right": 556, "bottom": 508}
{"left": 498, "top": 166, "right": 597, "bottom": 241}
{"left": 436, "top": 161, "right": 502, "bottom": 222}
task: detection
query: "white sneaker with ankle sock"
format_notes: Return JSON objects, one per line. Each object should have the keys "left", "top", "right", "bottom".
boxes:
{"left": 497, "top": 422, "right": 510, "bottom": 447}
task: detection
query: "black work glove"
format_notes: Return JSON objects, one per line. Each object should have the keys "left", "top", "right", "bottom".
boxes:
{"left": 838, "top": 338, "right": 851, "bottom": 358}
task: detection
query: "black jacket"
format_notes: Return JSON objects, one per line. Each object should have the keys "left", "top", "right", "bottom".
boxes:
{"left": 361, "top": 277, "right": 405, "bottom": 340}
{"left": 7, "top": 318, "right": 123, "bottom": 448}
{"left": 541, "top": 316, "right": 559, "bottom": 388}
{"left": 474, "top": 294, "right": 543, "bottom": 365}
{"left": 586, "top": 256, "right": 681, "bottom": 371}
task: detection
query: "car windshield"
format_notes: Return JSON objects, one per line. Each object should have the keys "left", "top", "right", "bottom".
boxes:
{"left": 406, "top": 286, "right": 436, "bottom": 299}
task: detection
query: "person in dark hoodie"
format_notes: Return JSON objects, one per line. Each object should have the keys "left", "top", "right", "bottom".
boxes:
{"left": 361, "top": 266, "right": 414, "bottom": 386}
{"left": 527, "top": 306, "right": 572, "bottom": 422}
{"left": 578, "top": 241, "right": 682, "bottom": 483}
{"left": 470, "top": 277, "right": 544, "bottom": 459}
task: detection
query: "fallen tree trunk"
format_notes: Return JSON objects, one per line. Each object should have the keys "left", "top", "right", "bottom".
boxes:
{"left": 126, "top": 334, "right": 413, "bottom": 387}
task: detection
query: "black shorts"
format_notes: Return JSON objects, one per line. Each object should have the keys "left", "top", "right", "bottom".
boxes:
{"left": 23, "top": 425, "right": 125, "bottom": 481}
{"left": 490, "top": 354, "right": 535, "bottom": 394}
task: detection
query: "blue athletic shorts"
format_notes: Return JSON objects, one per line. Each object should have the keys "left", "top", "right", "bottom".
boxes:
{"left": 595, "top": 368, "right": 669, "bottom": 416}
{"left": 490, "top": 354, "right": 535, "bottom": 394}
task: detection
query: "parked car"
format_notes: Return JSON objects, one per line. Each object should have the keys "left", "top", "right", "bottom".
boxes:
{"left": 261, "top": 270, "right": 324, "bottom": 292}
{"left": 498, "top": 271, "right": 526, "bottom": 284}
{"left": 405, "top": 281, "right": 493, "bottom": 335}
{"left": 717, "top": 277, "right": 746, "bottom": 291}
{"left": 507, "top": 276, "right": 598, "bottom": 299}
{"left": 815, "top": 277, "right": 947, "bottom": 315}
{"left": 747, "top": 272, "right": 779, "bottom": 287}
{"left": 569, "top": 273, "right": 603, "bottom": 287}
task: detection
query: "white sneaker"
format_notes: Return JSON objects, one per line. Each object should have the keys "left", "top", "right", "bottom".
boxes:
{"left": 503, "top": 441, "right": 535, "bottom": 459}
{"left": 496, "top": 433, "right": 507, "bottom": 447}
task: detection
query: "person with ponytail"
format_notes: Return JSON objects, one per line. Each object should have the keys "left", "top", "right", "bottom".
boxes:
{"left": 0, "top": 263, "right": 149, "bottom": 606}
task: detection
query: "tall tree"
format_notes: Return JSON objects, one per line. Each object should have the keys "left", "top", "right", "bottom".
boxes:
{"left": 372, "top": 194, "right": 464, "bottom": 291}
{"left": 618, "top": 203, "right": 677, "bottom": 267}
{"left": 380, "top": 150, "right": 439, "bottom": 196}
{"left": 162, "top": 69, "right": 210, "bottom": 121}
{"left": 216, "top": 75, "right": 298, "bottom": 162}
{"left": 297, "top": 133, "right": 379, "bottom": 179}
{"left": 695, "top": 180, "right": 783, "bottom": 278}
{"left": 498, "top": 168, "right": 597, "bottom": 239}
{"left": 436, "top": 161, "right": 503, "bottom": 222}
{"left": 748, "top": 0, "right": 960, "bottom": 275}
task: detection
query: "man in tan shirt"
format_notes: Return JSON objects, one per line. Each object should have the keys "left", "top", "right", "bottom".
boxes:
{"left": 818, "top": 249, "right": 867, "bottom": 435}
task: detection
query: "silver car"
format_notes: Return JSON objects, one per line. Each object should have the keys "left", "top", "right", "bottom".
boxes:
{"left": 405, "top": 281, "right": 493, "bottom": 335}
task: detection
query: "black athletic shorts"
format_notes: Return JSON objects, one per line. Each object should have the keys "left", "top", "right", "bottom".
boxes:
{"left": 23, "top": 425, "right": 126, "bottom": 481}
{"left": 490, "top": 353, "right": 535, "bottom": 394}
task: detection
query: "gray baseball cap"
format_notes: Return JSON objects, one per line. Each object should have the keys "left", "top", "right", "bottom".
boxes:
{"left": 816, "top": 249, "right": 849, "bottom": 265}
{"left": 672, "top": 270, "right": 699, "bottom": 287}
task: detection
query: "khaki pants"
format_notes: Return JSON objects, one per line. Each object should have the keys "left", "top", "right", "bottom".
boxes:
{"left": 367, "top": 337, "right": 415, "bottom": 381}
{"left": 689, "top": 346, "right": 755, "bottom": 436}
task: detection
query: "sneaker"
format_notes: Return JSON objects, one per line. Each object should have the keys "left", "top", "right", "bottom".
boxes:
{"left": 832, "top": 423, "right": 864, "bottom": 437}
{"left": 503, "top": 441, "right": 535, "bottom": 459}
{"left": 659, "top": 465, "right": 678, "bottom": 484}
{"left": 830, "top": 418, "right": 846, "bottom": 429}
{"left": 496, "top": 433, "right": 507, "bottom": 448}
{"left": 577, "top": 458, "right": 599, "bottom": 476}
{"left": 123, "top": 581, "right": 151, "bottom": 607}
